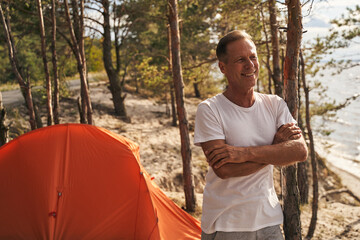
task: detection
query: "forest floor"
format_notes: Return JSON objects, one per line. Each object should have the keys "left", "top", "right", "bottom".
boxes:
{"left": 4, "top": 81, "right": 360, "bottom": 239}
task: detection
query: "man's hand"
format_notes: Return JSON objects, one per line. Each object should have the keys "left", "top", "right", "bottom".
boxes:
{"left": 205, "top": 144, "right": 246, "bottom": 169}
{"left": 272, "top": 123, "right": 302, "bottom": 144}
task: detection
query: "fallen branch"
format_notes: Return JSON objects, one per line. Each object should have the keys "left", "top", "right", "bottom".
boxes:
{"left": 321, "top": 188, "right": 360, "bottom": 203}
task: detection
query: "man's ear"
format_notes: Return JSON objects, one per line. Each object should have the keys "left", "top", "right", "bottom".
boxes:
{"left": 218, "top": 61, "right": 226, "bottom": 74}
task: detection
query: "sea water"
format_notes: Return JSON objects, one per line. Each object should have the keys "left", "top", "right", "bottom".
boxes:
{"left": 310, "top": 65, "right": 360, "bottom": 178}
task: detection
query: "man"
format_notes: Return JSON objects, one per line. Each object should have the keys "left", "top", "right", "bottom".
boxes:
{"left": 194, "top": 30, "right": 308, "bottom": 240}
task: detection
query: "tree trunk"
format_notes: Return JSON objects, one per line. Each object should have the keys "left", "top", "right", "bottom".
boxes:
{"left": 167, "top": 23, "right": 177, "bottom": 127}
{"left": 52, "top": 0, "right": 60, "bottom": 124}
{"left": 260, "top": 3, "right": 272, "bottom": 94}
{"left": 33, "top": 99, "right": 43, "bottom": 129}
{"left": 297, "top": 55, "right": 309, "bottom": 205}
{"left": 78, "top": 0, "right": 92, "bottom": 125}
{"left": 168, "top": 0, "right": 196, "bottom": 212}
{"left": 302, "top": 50, "right": 319, "bottom": 239}
{"left": 170, "top": 86, "right": 177, "bottom": 126}
{"left": 283, "top": 0, "right": 303, "bottom": 239}
{"left": 64, "top": 0, "right": 92, "bottom": 124}
{"left": 269, "top": 0, "right": 283, "bottom": 98}
{"left": 101, "top": 0, "right": 127, "bottom": 118}
{"left": 37, "top": 0, "right": 53, "bottom": 126}
{"left": 0, "top": 92, "right": 8, "bottom": 146}
{"left": 0, "top": 4, "right": 36, "bottom": 130}
{"left": 193, "top": 82, "right": 201, "bottom": 98}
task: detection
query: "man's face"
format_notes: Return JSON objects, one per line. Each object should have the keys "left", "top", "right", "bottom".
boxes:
{"left": 218, "top": 39, "right": 259, "bottom": 92}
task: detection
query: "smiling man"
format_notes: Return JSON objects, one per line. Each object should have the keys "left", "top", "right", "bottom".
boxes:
{"left": 194, "top": 30, "right": 308, "bottom": 240}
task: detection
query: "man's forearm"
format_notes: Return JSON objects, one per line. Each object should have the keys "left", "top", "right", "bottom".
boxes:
{"left": 208, "top": 137, "right": 308, "bottom": 170}
{"left": 202, "top": 137, "right": 308, "bottom": 179}
{"left": 241, "top": 138, "right": 308, "bottom": 166}
{"left": 214, "top": 162, "right": 268, "bottom": 179}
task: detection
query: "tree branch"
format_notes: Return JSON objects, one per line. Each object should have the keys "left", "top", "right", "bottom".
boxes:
{"left": 183, "top": 58, "right": 217, "bottom": 70}
{"left": 84, "top": 16, "right": 103, "bottom": 26}
{"left": 321, "top": 188, "right": 360, "bottom": 203}
{"left": 85, "top": 25, "right": 103, "bottom": 36}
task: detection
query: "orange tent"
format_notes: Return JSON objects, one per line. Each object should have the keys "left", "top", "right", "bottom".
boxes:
{"left": 0, "top": 124, "right": 201, "bottom": 239}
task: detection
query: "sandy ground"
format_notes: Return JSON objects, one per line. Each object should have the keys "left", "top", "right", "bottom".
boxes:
{"left": 4, "top": 81, "right": 360, "bottom": 239}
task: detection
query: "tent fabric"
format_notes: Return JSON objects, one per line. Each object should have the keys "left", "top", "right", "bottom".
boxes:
{"left": 0, "top": 124, "right": 201, "bottom": 239}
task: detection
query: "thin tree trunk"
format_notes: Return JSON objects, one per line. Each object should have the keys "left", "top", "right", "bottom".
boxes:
{"left": 170, "top": 86, "right": 177, "bottom": 126}
{"left": 0, "top": 92, "right": 8, "bottom": 146}
{"left": 297, "top": 56, "right": 309, "bottom": 205}
{"left": 78, "top": 0, "right": 92, "bottom": 124}
{"left": 260, "top": 3, "right": 272, "bottom": 94}
{"left": 168, "top": 0, "right": 196, "bottom": 212}
{"left": 283, "top": 0, "right": 303, "bottom": 239}
{"left": 37, "top": 0, "right": 53, "bottom": 126}
{"left": 33, "top": 99, "right": 43, "bottom": 128}
{"left": 64, "top": 0, "right": 92, "bottom": 124}
{"left": 269, "top": 0, "right": 283, "bottom": 98}
{"left": 193, "top": 82, "right": 201, "bottom": 98}
{"left": 302, "top": 50, "right": 319, "bottom": 239}
{"left": 167, "top": 23, "right": 177, "bottom": 126}
{"left": 52, "top": 0, "right": 60, "bottom": 124}
{"left": 0, "top": 4, "right": 36, "bottom": 130}
{"left": 101, "top": 0, "right": 127, "bottom": 118}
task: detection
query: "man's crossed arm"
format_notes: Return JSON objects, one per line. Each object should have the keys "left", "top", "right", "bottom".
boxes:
{"left": 200, "top": 123, "right": 308, "bottom": 179}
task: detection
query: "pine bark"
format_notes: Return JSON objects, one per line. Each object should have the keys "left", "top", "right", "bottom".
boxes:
{"left": 0, "top": 4, "right": 36, "bottom": 130}
{"left": 283, "top": 0, "right": 303, "bottom": 239}
{"left": 168, "top": 0, "right": 196, "bottom": 212}
{"left": 302, "top": 50, "right": 319, "bottom": 239}
{"left": 269, "top": 0, "right": 283, "bottom": 98}
{"left": 101, "top": 0, "right": 127, "bottom": 118}
{"left": 52, "top": 0, "right": 60, "bottom": 124}
{"left": 37, "top": 0, "right": 53, "bottom": 126}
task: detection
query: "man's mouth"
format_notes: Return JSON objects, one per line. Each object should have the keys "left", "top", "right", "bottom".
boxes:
{"left": 241, "top": 71, "right": 256, "bottom": 77}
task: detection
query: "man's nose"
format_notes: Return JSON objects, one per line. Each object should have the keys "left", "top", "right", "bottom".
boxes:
{"left": 244, "top": 58, "right": 255, "bottom": 68}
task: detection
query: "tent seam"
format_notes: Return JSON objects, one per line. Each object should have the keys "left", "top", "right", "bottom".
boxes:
{"left": 133, "top": 171, "right": 143, "bottom": 239}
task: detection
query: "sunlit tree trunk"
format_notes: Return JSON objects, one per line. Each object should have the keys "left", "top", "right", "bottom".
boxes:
{"left": 37, "top": 0, "right": 53, "bottom": 126}
{"left": 0, "top": 3, "right": 36, "bottom": 130}
{"left": 168, "top": 0, "right": 196, "bottom": 212}
{"left": 283, "top": 0, "right": 303, "bottom": 239}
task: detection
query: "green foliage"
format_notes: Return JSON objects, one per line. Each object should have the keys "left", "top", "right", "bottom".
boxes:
{"left": 86, "top": 37, "right": 104, "bottom": 73}
{"left": 305, "top": 5, "right": 360, "bottom": 75}
{"left": 331, "top": 5, "right": 360, "bottom": 41}
{"left": 136, "top": 57, "right": 170, "bottom": 98}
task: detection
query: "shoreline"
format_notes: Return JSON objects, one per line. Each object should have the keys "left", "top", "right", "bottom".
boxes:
{"left": 314, "top": 138, "right": 360, "bottom": 198}
{"left": 326, "top": 161, "right": 360, "bottom": 199}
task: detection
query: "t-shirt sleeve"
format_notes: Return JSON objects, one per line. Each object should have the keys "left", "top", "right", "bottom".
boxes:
{"left": 276, "top": 97, "right": 297, "bottom": 129}
{"left": 194, "top": 102, "right": 225, "bottom": 146}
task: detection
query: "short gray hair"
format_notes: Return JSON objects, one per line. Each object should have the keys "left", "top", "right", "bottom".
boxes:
{"left": 216, "top": 30, "right": 253, "bottom": 63}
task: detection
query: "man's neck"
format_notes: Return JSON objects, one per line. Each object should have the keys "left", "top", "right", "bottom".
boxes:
{"left": 223, "top": 88, "right": 255, "bottom": 108}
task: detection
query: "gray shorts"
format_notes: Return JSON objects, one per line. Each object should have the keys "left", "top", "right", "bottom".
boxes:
{"left": 201, "top": 225, "right": 284, "bottom": 240}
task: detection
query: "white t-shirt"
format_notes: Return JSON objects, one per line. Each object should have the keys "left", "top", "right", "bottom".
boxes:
{"left": 194, "top": 92, "right": 295, "bottom": 234}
